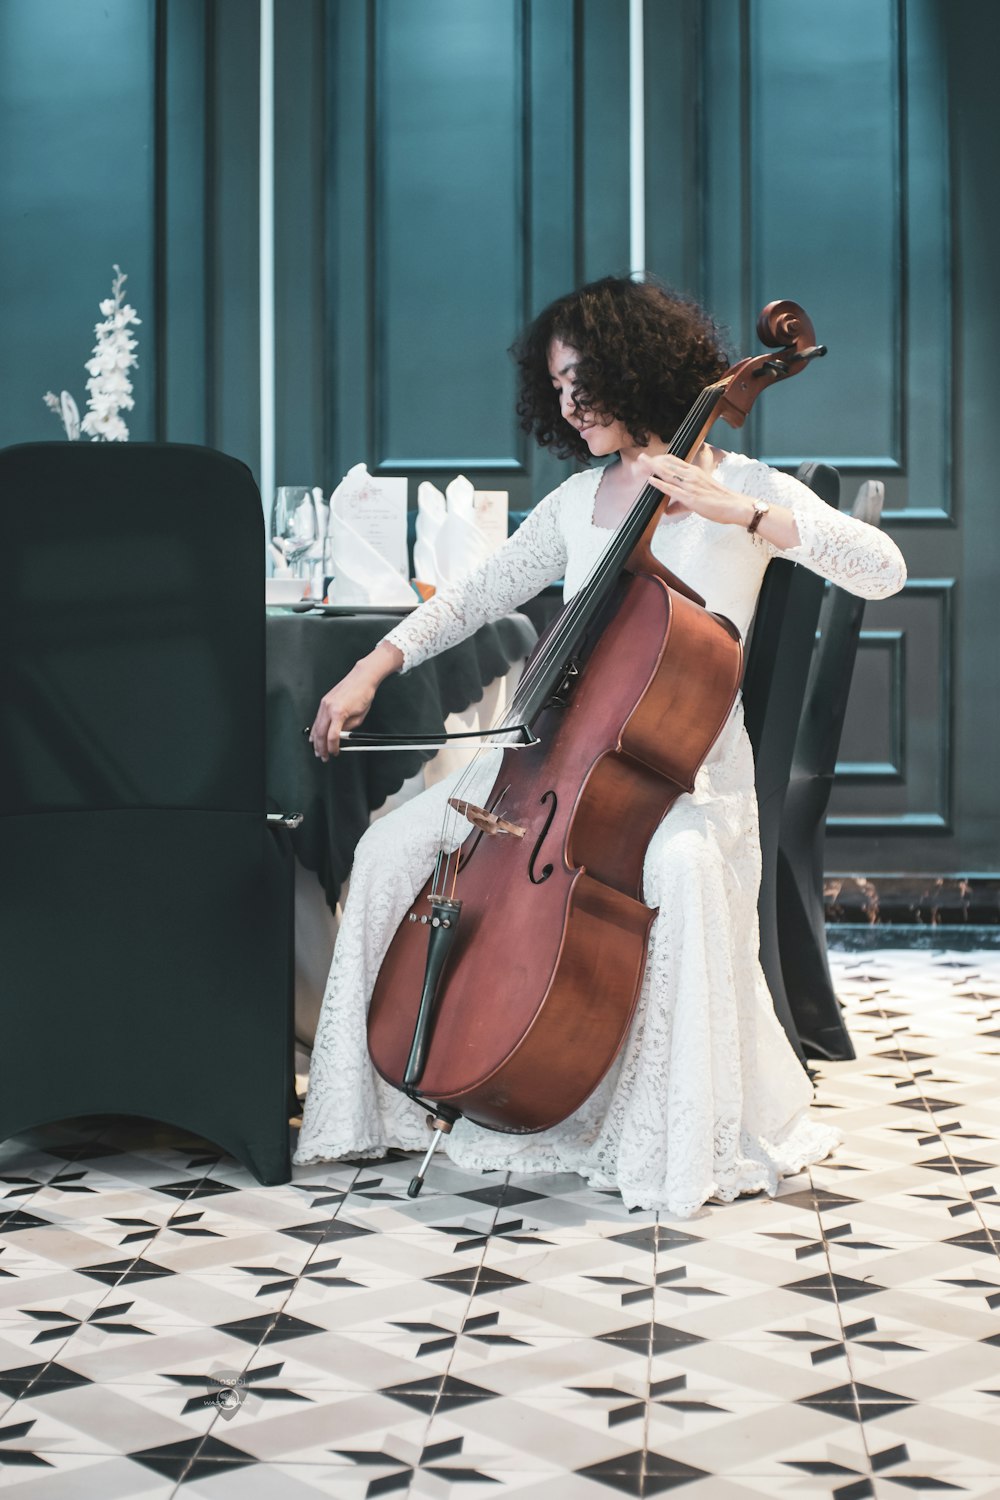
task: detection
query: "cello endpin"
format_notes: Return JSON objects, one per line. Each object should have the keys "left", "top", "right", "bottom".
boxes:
{"left": 408, "top": 1124, "right": 448, "bottom": 1197}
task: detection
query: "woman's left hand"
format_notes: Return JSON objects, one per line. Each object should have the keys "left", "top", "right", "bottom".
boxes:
{"left": 637, "top": 451, "right": 753, "bottom": 527}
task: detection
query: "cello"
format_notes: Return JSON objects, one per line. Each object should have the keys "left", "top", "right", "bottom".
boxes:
{"left": 359, "top": 300, "right": 826, "bottom": 1195}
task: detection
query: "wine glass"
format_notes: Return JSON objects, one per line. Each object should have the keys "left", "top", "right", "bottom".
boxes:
{"left": 270, "top": 487, "right": 318, "bottom": 578}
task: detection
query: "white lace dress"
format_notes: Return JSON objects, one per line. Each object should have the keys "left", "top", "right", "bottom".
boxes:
{"left": 294, "top": 452, "right": 907, "bottom": 1217}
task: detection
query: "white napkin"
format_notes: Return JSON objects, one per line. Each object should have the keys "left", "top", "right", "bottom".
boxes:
{"left": 431, "top": 474, "right": 492, "bottom": 586}
{"left": 414, "top": 481, "right": 446, "bottom": 585}
{"left": 326, "top": 467, "right": 415, "bottom": 606}
{"left": 445, "top": 473, "right": 476, "bottom": 520}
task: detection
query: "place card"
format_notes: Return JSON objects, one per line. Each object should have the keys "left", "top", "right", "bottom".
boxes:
{"left": 332, "top": 472, "right": 408, "bottom": 577}
{"left": 472, "top": 489, "right": 509, "bottom": 553}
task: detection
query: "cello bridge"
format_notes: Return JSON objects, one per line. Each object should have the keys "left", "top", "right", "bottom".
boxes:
{"left": 448, "top": 797, "right": 525, "bottom": 839}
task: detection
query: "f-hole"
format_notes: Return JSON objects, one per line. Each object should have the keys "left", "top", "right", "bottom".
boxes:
{"left": 528, "top": 790, "right": 557, "bottom": 885}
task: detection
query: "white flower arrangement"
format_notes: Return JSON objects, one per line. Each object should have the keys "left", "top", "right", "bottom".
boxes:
{"left": 43, "top": 265, "right": 141, "bottom": 442}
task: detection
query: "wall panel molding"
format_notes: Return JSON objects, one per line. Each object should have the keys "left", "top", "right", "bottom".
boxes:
{"left": 698, "top": 0, "right": 952, "bottom": 527}
{"left": 0, "top": 0, "right": 158, "bottom": 449}
{"left": 828, "top": 578, "right": 954, "bottom": 836}
{"left": 3, "top": 0, "right": 994, "bottom": 876}
{"left": 835, "top": 629, "right": 906, "bottom": 782}
{"left": 370, "top": 0, "right": 527, "bottom": 474}
{"left": 158, "top": 0, "right": 208, "bottom": 446}
{"left": 323, "top": 0, "right": 624, "bottom": 506}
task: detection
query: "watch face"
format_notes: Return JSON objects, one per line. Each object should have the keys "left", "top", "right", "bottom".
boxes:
{"left": 747, "top": 499, "right": 769, "bottom": 534}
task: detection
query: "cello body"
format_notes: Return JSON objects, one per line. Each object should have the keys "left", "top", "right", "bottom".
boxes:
{"left": 365, "top": 299, "right": 825, "bottom": 1149}
{"left": 367, "top": 570, "right": 743, "bottom": 1131}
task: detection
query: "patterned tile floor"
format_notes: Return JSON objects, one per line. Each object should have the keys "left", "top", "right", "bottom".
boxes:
{"left": 2, "top": 944, "right": 1000, "bottom": 1497}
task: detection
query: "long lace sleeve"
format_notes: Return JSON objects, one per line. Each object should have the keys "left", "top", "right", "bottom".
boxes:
{"left": 382, "top": 478, "right": 572, "bottom": 672}
{"left": 739, "top": 460, "right": 907, "bottom": 600}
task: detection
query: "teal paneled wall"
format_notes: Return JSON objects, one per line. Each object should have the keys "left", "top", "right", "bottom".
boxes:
{"left": 0, "top": 0, "right": 157, "bottom": 445}
{"left": 0, "top": 0, "right": 263, "bottom": 473}
{"left": 946, "top": 0, "right": 1000, "bottom": 881}
{"left": 377, "top": 0, "right": 522, "bottom": 468}
{"left": 206, "top": 0, "right": 260, "bottom": 476}
{"left": 274, "top": 0, "right": 326, "bottom": 487}
{"left": 0, "top": 0, "right": 997, "bottom": 876}
{"left": 325, "top": 0, "right": 638, "bottom": 507}
{"left": 750, "top": 0, "right": 899, "bottom": 465}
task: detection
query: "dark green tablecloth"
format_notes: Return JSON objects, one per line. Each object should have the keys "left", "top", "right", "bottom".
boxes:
{"left": 265, "top": 608, "right": 536, "bottom": 912}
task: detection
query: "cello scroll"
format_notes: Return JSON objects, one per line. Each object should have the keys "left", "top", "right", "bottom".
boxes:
{"left": 712, "top": 300, "right": 827, "bottom": 430}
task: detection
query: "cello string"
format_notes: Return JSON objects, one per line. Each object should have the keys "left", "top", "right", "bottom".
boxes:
{"left": 433, "top": 386, "right": 720, "bottom": 861}
{"left": 505, "top": 387, "right": 717, "bottom": 711}
{"left": 502, "top": 385, "right": 719, "bottom": 720}
{"left": 420, "top": 384, "right": 719, "bottom": 794}
{"left": 432, "top": 738, "right": 492, "bottom": 898}
{"left": 423, "top": 383, "right": 722, "bottom": 879}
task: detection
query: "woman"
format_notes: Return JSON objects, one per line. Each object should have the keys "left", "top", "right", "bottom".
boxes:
{"left": 294, "top": 275, "right": 906, "bottom": 1217}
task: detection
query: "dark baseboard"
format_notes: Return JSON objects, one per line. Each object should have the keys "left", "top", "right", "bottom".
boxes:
{"left": 824, "top": 875, "right": 1000, "bottom": 928}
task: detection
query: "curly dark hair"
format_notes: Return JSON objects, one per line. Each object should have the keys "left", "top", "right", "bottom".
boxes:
{"left": 510, "top": 274, "right": 731, "bottom": 463}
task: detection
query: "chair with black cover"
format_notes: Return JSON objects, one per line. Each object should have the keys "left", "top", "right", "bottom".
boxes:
{"left": 741, "top": 461, "right": 841, "bottom": 1068}
{"left": 775, "top": 480, "right": 886, "bottom": 1061}
{"left": 0, "top": 442, "right": 296, "bottom": 1184}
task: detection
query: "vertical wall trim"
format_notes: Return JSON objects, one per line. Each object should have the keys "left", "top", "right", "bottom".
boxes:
{"left": 367, "top": 1, "right": 379, "bottom": 467}
{"left": 516, "top": 0, "right": 530, "bottom": 467}
{"left": 738, "top": 0, "right": 752, "bottom": 356}
{"left": 203, "top": 3, "right": 216, "bottom": 447}
{"left": 259, "top": 0, "right": 275, "bottom": 511}
{"left": 571, "top": 0, "right": 584, "bottom": 286}
{"left": 518, "top": 0, "right": 532, "bottom": 321}
{"left": 153, "top": 0, "right": 167, "bottom": 441}
{"left": 629, "top": 0, "right": 645, "bottom": 278}
{"left": 893, "top": 0, "right": 908, "bottom": 476}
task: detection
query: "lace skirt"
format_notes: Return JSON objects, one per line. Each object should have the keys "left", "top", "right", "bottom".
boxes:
{"left": 293, "top": 700, "right": 840, "bottom": 1217}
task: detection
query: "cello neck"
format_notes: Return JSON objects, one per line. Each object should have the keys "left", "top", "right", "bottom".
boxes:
{"left": 508, "top": 388, "right": 726, "bottom": 730}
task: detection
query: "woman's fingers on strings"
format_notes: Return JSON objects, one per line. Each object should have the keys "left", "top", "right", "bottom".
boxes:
{"left": 639, "top": 453, "right": 688, "bottom": 494}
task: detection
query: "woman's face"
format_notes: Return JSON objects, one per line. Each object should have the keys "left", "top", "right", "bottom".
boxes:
{"left": 547, "top": 339, "right": 633, "bottom": 458}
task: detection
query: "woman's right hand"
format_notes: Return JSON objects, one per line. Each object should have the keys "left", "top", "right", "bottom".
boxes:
{"left": 309, "top": 640, "right": 404, "bottom": 761}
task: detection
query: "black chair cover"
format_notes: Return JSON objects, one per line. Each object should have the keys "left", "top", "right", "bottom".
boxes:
{"left": 0, "top": 442, "right": 295, "bottom": 1183}
{"left": 742, "top": 462, "right": 841, "bottom": 1068}
{"left": 776, "top": 480, "right": 886, "bottom": 1060}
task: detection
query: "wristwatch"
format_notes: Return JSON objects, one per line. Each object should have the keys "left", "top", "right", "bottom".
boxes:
{"left": 746, "top": 498, "right": 770, "bottom": 535}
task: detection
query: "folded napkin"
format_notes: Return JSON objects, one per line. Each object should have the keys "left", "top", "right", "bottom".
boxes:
{"left": 327, "top": 463, "right": 414, "bottom": 606}
{"left": 414, "top": 481, "right": 447, "bottom": 587}
{"left": 437, "top": 474, "right": 493, "bottom": 585}
{"left": 414, "top": 473, "right": 493, "bottom": 589}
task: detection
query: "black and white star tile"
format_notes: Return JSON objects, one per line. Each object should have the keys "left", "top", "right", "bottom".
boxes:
{"left": 1, "top": 947, "right": 1000, "bottom": 1496}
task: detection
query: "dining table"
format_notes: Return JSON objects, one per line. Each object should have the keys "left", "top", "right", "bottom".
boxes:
{"left": 266, "top": 603, "right": 537, "bottom": 910}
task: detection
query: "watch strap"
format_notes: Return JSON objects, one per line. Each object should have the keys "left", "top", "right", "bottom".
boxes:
{"left": 746, "top": 499, "right": 769, "bottom": 535}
